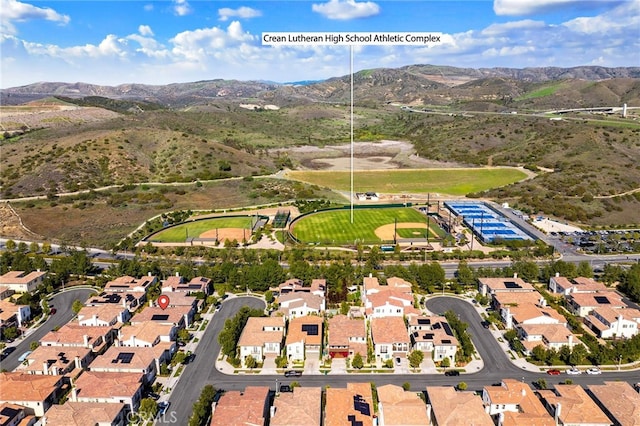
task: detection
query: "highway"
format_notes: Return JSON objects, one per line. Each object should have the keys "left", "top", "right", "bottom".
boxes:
{"left": 0, "top": 287, "right": 95, "bottom": 371}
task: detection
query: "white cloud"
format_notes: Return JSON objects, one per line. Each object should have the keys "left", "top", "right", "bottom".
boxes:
{"left": 312, "top": 0, "right": 380, "bottom": 20}
{"left": 218, "top": 6, "right": 262, "bottom": 21}
{"left": 138, "top": 25, "right": 154, "bottom": 37}
{"left": 0, "top": 0, "right": 70, "bottom": 35}
{"left": 144, "top": 4, "right": 154, "bottom": 12}
{"left": 494, "top": 0, "right": 621, "bottom": 16}
{"left": 170, "top": 21, "right": 255, "bottom": 62}
{"left": 563, "top": 0, "right": 640, "bottom": 34}
{"left": 173, "top": 0, "right": 192, "bottom": 16}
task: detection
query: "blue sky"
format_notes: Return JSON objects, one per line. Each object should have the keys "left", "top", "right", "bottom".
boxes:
{"left": 1, "top": 0, "right": 638, "bottom": 88}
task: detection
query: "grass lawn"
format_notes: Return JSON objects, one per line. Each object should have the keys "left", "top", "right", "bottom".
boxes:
{"left": 291, "top": 207, "right": 443, "bottom": 244}
{"left": 286, "top": 168, "right": 528, "bottom": 195}
{"left": 150, "top": 217, "right": 253, "bottom": 242}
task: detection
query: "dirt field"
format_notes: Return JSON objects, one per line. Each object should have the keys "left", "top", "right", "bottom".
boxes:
{"left": 199, "top": 228, "right": 250, "bottom": 242}
{"left": 374, "top": 222, "right": 429, "bottom": 240}
{"left": 0, "top": 203, "right": 42, "bottom": 240}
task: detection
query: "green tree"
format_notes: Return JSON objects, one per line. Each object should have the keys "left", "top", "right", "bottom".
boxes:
{"left": 351, "top": 353, "right": 364, "bottom": 369}
{"left": 569, "top": 344, "right": 588, "bottom": 366}
{"left": 457, "top": 382, "right": 467, "bottom": 390}
{"left": 535, "top": 378, "right": 548, "bottom": 390}
{"left": 512, "top": 260, "right": 539, "bottom": 283}
{"left": 456, "top": 261, "right": 476, "bottom": 288}
{"left": 177, "top": 329, "right": 191, "bottom": 343}
{"left": 264, "top": 290, "right": 274, "bottom": 304}
{"left": 340, "top": 301, "right": 350, "bottom": 315}
{"left": 441, "top": 357, "right": 451, "bottom": 369}
{"left": 171, "top": 351, "right": 187, "bottom": 366}
{"left": 29, "top": 242, "right": 40, "bottom": 253}
{"left": 275, "top": 355, "right": 288, "bottom": 368}
{"left": 42, "top": 242, "right": 52, "bottom": 255}
{"left": 402, "top": 382, "right": 411, "bottom": 391}
{"left": 2, "top": 326, "right": 18, "bottom": 340}
{"left": 30, "top": 341, "right": 39, "bottom": 351}
{"left": 5, "top": 240, "right": 15, "bottom": 251}
{"left": 139, "top": 398, "right": 158, "bottom": 420}
{"left": 408, "top": 350, "right": 424, "bottom": 369}
{"left": 71, "top": 299, "right": 83, "bottom": 315}
{"left": 576, "top": 261, "right": 594, "bottom": 278}
{"left": 245, "top": 355, "right": 257, "bottom": 369}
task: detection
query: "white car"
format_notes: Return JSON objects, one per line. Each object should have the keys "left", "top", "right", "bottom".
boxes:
{"left": 566, "top": 367, "right": 582, "bottom": 375}
{"left": 586, "top": 367, "right": 602, "bottom": 375}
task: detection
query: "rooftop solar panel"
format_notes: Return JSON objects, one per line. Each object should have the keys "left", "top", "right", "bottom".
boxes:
{"left": 301, "top": 324, "right": 319, "bottom": 336}
{"left": 117, "top": 352, "right": 134, "bottom": 364}
{"left": 594, "top": 296, "right": 611, "bottom": 304}
{"left": 151, "top": 314, "right": 170, "bottom": 321}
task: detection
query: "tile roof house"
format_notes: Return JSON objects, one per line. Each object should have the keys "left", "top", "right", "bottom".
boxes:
{"left": 365, "top": 289, "right": 420, "bottom": 319}
{"left": 518, "top": 324, "right": 581, "bottom": 354}
{"left": 175, "top": 276, "right": 211, "bottom": 295}
{"left": 549, "top": 274, "right": 609, "bottom": 295}
{"left": 129, "top": 304, "right": 193, "bottom": 329}
{"left": 43, "top": 401, "right": 127, "bottom": 426}
{"left": 584, "top": 306, "right": 640, "bottom": 339}
{"left": 88, "top": 345, "right": 168, "bottom": 385}
{"left": 209, "top": 386, "right": 270, "bottom": 426}
{"left": 0, "top": 298, "right": 31, "bottom": 329}
{"left": 327, "top": 315, "right": 366, "bottom": 359}
{"left": 362, "top": 276, "right": 412, "bottom": 297}
{"left": 76, "top": 305, "right": 130, "bottom": 327}
{"left": 587, "top": 381, "right": 640, "bottom": 426}
{"left": 40, "top": 324, "right": 113, "bottom": 352}
{"left": 538, "top": 385, "right": 611, "bottom": 426}
{"left": 482, "top": 379, "right": 554, "bottom": 426}
{"left": 478, "top": 276, "right": 536, "bottom": 297}
{"left": 274, "top": 278, "right": 325, "bottom": 297}
{"left": 567, "top": 292, "right": 627, "bottom": 317}
{"left": 309, "top": 279, "right": 327, "bottom": 297}
{"left": 161, "top": 274, "right": 183, "bottom": 293}
{"left": 271, "top": 386, "right": 321, "bottom": 426}
{"left": 104, "top": 275, "right": 157, "bottom": 294}
{"left": 377, "top": 384, "right": 429, "bottom": 426}
{"left": 370, "top": 316, "right": 410, "bottom": 361}
{"left": 0, "top": 403, "right": 30, "bottom": 426}
{"left": 425, "top": 386, "right": 494, "bottom": 426}
{"left": 237, "top": 317, "right": 285, "bottom": 367}
{"left": 408, "top": 316, "right": 458, "bottom": 362}
{"left": 285, "top": 315, "right": 323, "bottom": 362}
{"left": 501, "top": 302, "right": 566, "bottom": 329}
{"left": 0, "top": 372, "right": 64, "bottom": 417}
{"left": 277, "top": 292, "right": 325, "bottom": 319}
{"left": 324, "top": 383, "right": 374, "bottom": 426}
{"left": 70, "top": 371, "right": 143, "bottom": 413}
{"left": 19, "top": 346, "right": 92, "bottom": 376}
{"left": 0, "top": 270, "right": 46, "bottom": 293}
{"left": 117, "top": 322, "right": 175, "bottom": 347}
{"left": 492, "top": 292, "right": 544, "bottom": 311}
{"left": 85, "top": 292, "right": 146, "bottom": 312}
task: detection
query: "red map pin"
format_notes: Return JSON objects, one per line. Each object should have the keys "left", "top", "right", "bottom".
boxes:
{"left": 158, "top": 295, "right": 170, "bottom": 310}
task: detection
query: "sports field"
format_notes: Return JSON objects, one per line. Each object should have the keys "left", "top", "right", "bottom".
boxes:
{"left": 286, "top": 168, "right": 528, "bottom": 195}
{"left": 290, "top": 207, "right": 445, "bottom": 245}
{"left": 150, "top": 217, "right": 253, "bottom": 243}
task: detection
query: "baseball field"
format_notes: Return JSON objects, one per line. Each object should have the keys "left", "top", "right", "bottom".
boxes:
{"left": 149, "top": 217, "right": 253, "bottom": 243}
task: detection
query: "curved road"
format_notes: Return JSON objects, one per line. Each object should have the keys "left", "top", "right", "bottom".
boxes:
{"left": 160, "top": 296, "right": 640, "bottom": 424}
{"left": 0, "top": 287, "right": 95, "bottom": 371}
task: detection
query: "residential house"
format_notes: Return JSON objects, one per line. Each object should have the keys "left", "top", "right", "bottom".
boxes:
{"left": 365, "top": 290, "right": 419, "bottom": 319}
{"left": 377, "top": 384, "right": 429, "bottom": 426}
{"left": 0, "top": 403, "right": 34, "bottom": 426}
{"left": 370, "top": 316, "right": 410, "bottom": 361}
{"left": 587, "top": 381, "right": 640, "bottom": 426}
{"left": 584, "top": 306, "right": 640, "bottom": 339}
{"left": 76, "top": 305, "right": 130, "bottom": 327}
{"left": 309, "top": 279, "right": 326, "bottom": 297}
{"left": 85, "top": 292, "right": 146, "bottom": 312}
{"left": 271, "top": 387, "right": 322, "bottom": 426}
{"left": 0, "top": 372, "right": 64, "bottom": 417}
{"left": 492, "top": 292, "right": 543, "bottom": 312}
{"left": 40, "top": 324, "right": 113, "bottom": 352}
{"left": 160, "top": 274, "right": 183, "bottom": 293}
{"left": 0, "top": 298, "right": 31, "bottom": 330}
{"left": 285, "top": 315, "right": 323, "bottom": 362}
{"left": 327, "top": 315, "right": 366, "bottom": 359}
{"left": 209, "top": 386, "right": 270, "bottom": 426}
{"left": 408, "top": 316, "right": 458, "bottom": 362}
{"left": 481, "top": 379, "right": 554, "bottom": 426}
{"left": 567, "top": 292, "right": 626, "bottom": 317}
{"left": 71, "top": 371, "right": 143, "bottom": 413}
{"left": 549, "top": 274, "right": 609, "bottom": 295}
{"left": 501, "top": 303, "right": 566, "bottom": 329}
{"left": 104, "top": 275, "right": 156, "bottom": 294}
{"left": 88, "top": 345, "right": 168, "bottom": 385}
{"left": 538, "top": 385, "right": 611, "bottom": 426}
{"left": 129, "top": 304, "right": 193, "bottom": 329}
{"left": 175, "top": 276, "right": 211, "bottom": 295}
{"left": 43, "top": 401, "right": 127, "bottom": 426}
{"left": 518, "top": 324, "right": 580, "bottom": 354}
{"left": 324, "top": 383, "right": 374, "bottom": 426}
{"left": 362, "top": 276, "right": 412, "bottom": 297}
{"left": 19, "top": 346, "right": 92, "bottom": 376}
{"left": 275, "top": 279, "right": 304, "bottom": 295}
{"left": 161, "top": 292, "right": 199, "bottom": 312}
{"left": 237, "top": 317, "right": 285, "bottom": 366}
{"left": 0, "top": 271, "right": 46, "bottom": 293}
{"left": 117, "top": 322, "right": 175, "bottom": 347}
{"left": 0, "top": 287, "right": 13, "bottom": 300}
{"left": 277, "top": 292, "right": 325, "bottom": 319}
{"left": 425, "top": 386, "right": 494, "bottom": 426}
{"left": 478, "top": 276, "right": 536, "bottom": 297}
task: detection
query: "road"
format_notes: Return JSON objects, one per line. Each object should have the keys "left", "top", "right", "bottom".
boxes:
{"left": 159, "top": 296, "right": 640, "bottom": 424}
{"left": 0, "top": 287, "right": 95, "bottom": 371}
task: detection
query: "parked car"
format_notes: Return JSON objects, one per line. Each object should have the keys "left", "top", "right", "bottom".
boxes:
{"left": 566, "top": 367, "right": 582, "bottom": 375}
{"left": 586, "top": 367, "right": 602, "bottom": 375}
{"left": 50, "top": 308, "right": 57, "bottom": 315}
{"left": 546, "top": 369, "right": 561, "bottom": 376}
{"left": 395, "top": 357, "right": 402, "bottom": 365}
{"left": 17, "top": 351, "right": 32, "bottom": 362}
{"left": 158, "top": 401, "right": 170, "bottom": 416}
{"left": 444, "top": 370, "right": 460, "bottom": 376}
{"left": 147, "top": 393, "right": 160, "bottom": 401}
{"left": 284, "top": 370, "right": 302, "bottom": 377}
{"left": 279, "top": 384, "right": 292, "bottom": 393}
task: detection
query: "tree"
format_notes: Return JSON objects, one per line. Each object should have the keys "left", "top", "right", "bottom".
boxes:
{"left": 569, "top": 344, "right": 588, "bottom": 366}
{"left": 177, "top": 329, "right": 191, "bottom": 343}
{"left": 535, "top": 378, "right": 548, "bottom": 390}
{"left": 245, "top": 355, "right": 257, "bottom": 369}
{"left": 264, "top": 290, "right": 274, "bottom": 304}
{"left": 441, "top": 357, "right": 451, "bottom": 369}
{"left": 5, "top": 240, "right": 15, "bottom": 251}
{"left": 576, "top": 261, "right": 594, "bottom": 278}
{"left": 42, "top": 242, "right": 52, "bottom": 255}
{"left": 275, "top": 355, "right": 288, "bottom": 368}
{"left": 408, "top": 350, "right": 424, "bottom": 369}
{"left": 29, "top": 242, "right": 40, "bottom": 253}
{"left": 71, "top": 299, "right": 83, "bottom": 315}
{"left": 351, "top": 353, "right": 364, "bottom": 369}
{"left": 30, "top": 341, "right": 39, "bottom": 351}
{"left": 139, "top": 398, "right": 158, "bottom": 420}
{"left": 457, "top": 382, "right": 467, "bottom": 390}
{"left": 340, "top": 301, "right": 350, "bottom": 315}
{"left": 456, "top": 261, "right": 476, "bottom": 288}
{"left": 402, "top": 382, "right": 411, "bottom": 391}
{"left": 2, "top": 326, "right": 18, "bottom": 340}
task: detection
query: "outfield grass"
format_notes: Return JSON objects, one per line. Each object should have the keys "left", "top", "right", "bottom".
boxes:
{"left": 286, "top": 168, "right": 528, "bottom": 195}
{"left": 291, "top": 207, "right": 445, "bottom": 244}
{"left": 150, "top": 217, "right": 252, "bottom": 242}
